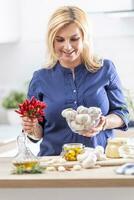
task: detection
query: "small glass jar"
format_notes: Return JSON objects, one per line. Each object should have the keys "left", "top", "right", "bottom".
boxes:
{"left": 12, "top": 131, "right": 39, "bottom": 172}
{"left": 62, "top": 143, "right": 85, "bottom": 161}
{"left": 105, "top": 138, "right": 128, "bottom": 158}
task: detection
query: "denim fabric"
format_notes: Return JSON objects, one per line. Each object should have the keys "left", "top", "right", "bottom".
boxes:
{"left": 27, "top": 59, "right": 129, "bottom": 156}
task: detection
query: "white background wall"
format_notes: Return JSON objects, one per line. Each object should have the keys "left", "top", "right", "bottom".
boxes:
{"left": 0, "top": 0, "right": 134, "bottom": 121}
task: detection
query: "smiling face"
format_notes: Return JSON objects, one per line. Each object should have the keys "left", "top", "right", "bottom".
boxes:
{"left": 54, "top": 23, "right": 83, "bottom": 68}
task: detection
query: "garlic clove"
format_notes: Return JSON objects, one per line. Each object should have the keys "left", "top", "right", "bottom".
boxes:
{"left": 58, "top": 166, "right": 66, "bottom": 172}
{"left": 72, "top": 164, "right": 82, "bottom": 171}
{"left": 46, "top": 166, "right": 56, "bottom": 171}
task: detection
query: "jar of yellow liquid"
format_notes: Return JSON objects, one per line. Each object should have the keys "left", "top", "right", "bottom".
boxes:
{"left": 105, "top": 138, "right": 128, "bottom": 158}
{"left": 12, "top": 131, "right": 39, "bottom": 172}
{"left": 62, "top": 143, "right": 85, "bottom": 161}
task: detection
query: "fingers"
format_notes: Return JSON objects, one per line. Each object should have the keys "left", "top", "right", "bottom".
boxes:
{"left": 80, "top": 116, "right": 107, "bottom": 137}
{"left": 91, "top": 116, "right": 106, "bottom": 132}
{"left": 21, "top": 117, "right": 38, "bottom": 134}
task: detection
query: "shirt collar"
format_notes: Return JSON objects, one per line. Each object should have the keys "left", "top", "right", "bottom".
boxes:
{"left": 56, "top": 61, "right": 85, "bottom": 74}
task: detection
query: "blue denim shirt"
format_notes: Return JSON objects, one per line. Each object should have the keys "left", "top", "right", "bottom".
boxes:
{"left": 28, "top": 59, "right": 129, "bottom": 156}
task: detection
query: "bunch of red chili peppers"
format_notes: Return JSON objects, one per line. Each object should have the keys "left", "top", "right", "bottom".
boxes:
{"left": 15, "top": 96, "right": 47, "bottom": 122}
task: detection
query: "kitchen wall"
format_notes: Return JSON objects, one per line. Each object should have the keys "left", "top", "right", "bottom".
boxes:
{"left": 0, "top": 0, "right": 134, "bottom": 123}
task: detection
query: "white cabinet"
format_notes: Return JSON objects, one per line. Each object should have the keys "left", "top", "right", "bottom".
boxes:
{"left": 0, "top": 0, "right": 20, "bottom": 43}
{"left": 78, "top": 0, "right": 134, "bottom": 12}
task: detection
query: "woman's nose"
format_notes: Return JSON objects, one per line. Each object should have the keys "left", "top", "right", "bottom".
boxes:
{"left": 64, "top": 41, "right": 72, "bottom": 51}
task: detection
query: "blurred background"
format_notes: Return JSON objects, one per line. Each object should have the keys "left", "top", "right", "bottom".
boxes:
{"left": 0, "top": 0, "right": 134, "bottom": 156}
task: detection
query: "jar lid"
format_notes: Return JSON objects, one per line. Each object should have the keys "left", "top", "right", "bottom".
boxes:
{"left": 63, "top": 143, "right": 84, "bottom": 149}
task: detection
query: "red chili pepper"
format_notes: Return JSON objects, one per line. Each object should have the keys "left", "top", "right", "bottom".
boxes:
{"left": 15, "top": 96, "right": 47, "bottom": 122}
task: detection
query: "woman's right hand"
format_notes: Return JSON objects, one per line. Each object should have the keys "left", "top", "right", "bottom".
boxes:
{"left": 21, "top": 117, "right": 38, "bottom": 134}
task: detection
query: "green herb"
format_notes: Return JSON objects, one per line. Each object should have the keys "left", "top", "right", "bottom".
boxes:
{"left": 11, "top": 165, "right": 44, "bottom": 174}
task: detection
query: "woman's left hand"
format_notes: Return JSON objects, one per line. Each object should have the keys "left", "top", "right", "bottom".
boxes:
{"left": 80, "top": 116, "right": 106, "bottom": 137}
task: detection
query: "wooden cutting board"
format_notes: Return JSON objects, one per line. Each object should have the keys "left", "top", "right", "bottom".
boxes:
{"left": 96, "top": 158, "right": 134, "bottom": 166}
{"left": 39, "top": 156, "right": 134, "bottom": 167}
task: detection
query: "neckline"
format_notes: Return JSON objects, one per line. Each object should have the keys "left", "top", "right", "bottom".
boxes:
{"left": 57, "top": 61, "right": 85, "bottom": 73}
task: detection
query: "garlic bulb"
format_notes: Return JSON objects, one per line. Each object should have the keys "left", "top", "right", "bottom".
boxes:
{"left": 94, "top": 146, "right": 106, "bottom": 161}
{"left": 77, "top": 106, "right": 89, "bottom": 114}
{"left": 61, "top": 108, "right": 73, "bottom": 117}
{"left": 77, "top": 150, "right": 90, "bottom": 162}
{"left": 81, "top": 153, "right": 97, "bottom": 169}
{"left": 75, "top": 114, "right": 90, "bottom": 124}
{"left": 88, "top": 107, "right": 101, "bottom": 120}
{"left": 61, "top": 109, "right": 76, "bottom": 120}
{"left": 70, "top": 121, "right": 85, "bottom": 131}
{"left": 61, "top": 106, "right": 102, "bottom": 133}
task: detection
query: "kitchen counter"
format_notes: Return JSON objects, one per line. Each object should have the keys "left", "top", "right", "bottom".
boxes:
{"left": 1, "top": 157, "right": 134, "bottom": 200}
{"left": 1, "top": 157, "right": 134, "bottom": 188}
{"left": 0, "top": 127, "right": 134, "bottom": 200}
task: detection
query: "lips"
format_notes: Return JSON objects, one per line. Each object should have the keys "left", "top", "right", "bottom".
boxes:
{"left": 63, "top": 50, "right": 75, "bottom": 55}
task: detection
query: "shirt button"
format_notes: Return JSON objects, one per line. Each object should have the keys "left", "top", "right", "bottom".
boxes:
{"left": 74, "top": 101, "right": 77, "bottom": 104}
{"left": 73, "top": 90, "right": 76, "bottom": 93}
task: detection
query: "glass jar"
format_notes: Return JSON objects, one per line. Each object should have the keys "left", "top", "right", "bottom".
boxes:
{"left": 105, "top": 138, "right": 128, "bottom": 158}
{"left": 12, "top": 131, "right": 39, "bottom": 172}
{"left": 62, "top": 143, "right": 85, "bottom": 161}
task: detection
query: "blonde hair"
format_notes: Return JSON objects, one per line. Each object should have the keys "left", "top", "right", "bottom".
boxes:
{"left": 45, "top": 6, "right": 103, "bottom": 72}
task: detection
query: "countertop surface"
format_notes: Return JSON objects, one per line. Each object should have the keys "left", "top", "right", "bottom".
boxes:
{"left": 1, "top": 157, "right": 134, "bottom": 188}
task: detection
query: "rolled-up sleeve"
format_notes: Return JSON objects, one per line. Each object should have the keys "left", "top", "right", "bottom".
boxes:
{"left": 105, "top": 61, "right": 129, "bottom": 131}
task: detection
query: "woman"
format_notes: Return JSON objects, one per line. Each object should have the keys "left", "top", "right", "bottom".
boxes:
{"left": 22, "top": 6, "right": 129, "bottom": 156}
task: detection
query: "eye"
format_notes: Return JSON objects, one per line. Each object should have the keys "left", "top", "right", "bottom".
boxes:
{"left": 55, "top": 38, "right": 65, "bottom": 42}
{"left": 70, "top": 37, "right": 80, "bottom": 42}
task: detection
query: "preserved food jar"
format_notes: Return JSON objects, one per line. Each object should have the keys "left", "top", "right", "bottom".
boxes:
{"left": 62, "top": 143, "right": 85, "bottom": 161}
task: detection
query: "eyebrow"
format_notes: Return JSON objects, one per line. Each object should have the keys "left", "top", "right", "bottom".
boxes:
{"left": 55, "top": 34, "right": 79, "bottom": 38}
